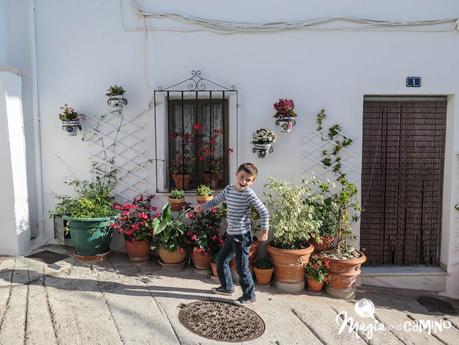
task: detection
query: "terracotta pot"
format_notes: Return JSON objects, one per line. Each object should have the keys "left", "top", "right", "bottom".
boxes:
{"left": 168, "top": 197, "right": 185, "bottom": 212}
{"left": 196, "top": 195, "right": 213, "bottom": 205}
{"left": 202, "top": 172, "right": 222, "bottom": 189}
{"left": 307, "top": 277, "right": 325, "bottom": 292}
{"left": 210, "top": 260, "right": 218, "bottom": 277}
{"left": 191, "top": 249, "right": 211, "bottom": 269}
{"left": 172, "top": 174, "right": 192, "bottom": 190}
{"left": 125, "top": 239, "right": 151, "bottom": 263}
{"left": 309, "top": 236, "right": 336, "bottom": 252}
{"left": 326, "top": 252, "right": 366, "bottom": 289}
{"left": 158, "top": 247, "right": 186, "bottom": 264}
{"left": 267, "top": 244, "right": 314, "bottom": 284}
{"left": 254, "top": 267, "right": 274, "bottom": 285}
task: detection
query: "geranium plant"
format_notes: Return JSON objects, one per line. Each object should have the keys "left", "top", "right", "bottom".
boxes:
{"left": 304, "top": 255, "right": 330, "bottom": 283}
{"left": 185, "top": 207, "right": 225, "bottom": 257}
{"left": 273, "top": 99, "right": 296, "bottom": 117}
{"left": 273, "top": 99, "right": 297, "bottom": 132}
{"left": 170, "top": 131, "right": 195, "bottom": 175}
{"left": 111, "top": 195, "right": 160, "bottom": 242}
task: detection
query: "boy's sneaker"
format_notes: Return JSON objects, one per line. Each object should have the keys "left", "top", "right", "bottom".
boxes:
{"left": 211, "top": 286, "right": 235, "bottom": 296}
{"left": 233, "top": 296, "right": 256, "bottom": 306}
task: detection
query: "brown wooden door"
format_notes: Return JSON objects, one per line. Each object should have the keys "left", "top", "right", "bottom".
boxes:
{"left": 360, "top": 97, "right": 447, "bottom": 265}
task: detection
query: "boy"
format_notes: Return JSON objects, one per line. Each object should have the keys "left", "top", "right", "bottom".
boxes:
{"left": 194, "top": 162, "right": 269, "bottom": 305}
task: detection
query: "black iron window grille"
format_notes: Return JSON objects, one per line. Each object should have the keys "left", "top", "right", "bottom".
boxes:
{"left": 154, "top": 70, "right": 238, "bottom": 192}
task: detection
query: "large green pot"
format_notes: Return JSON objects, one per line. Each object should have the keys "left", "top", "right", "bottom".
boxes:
{"left": 63, "top": 216, "right": 116, "bottom": 256}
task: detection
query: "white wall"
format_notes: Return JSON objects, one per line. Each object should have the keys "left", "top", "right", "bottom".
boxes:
{"left": 17, "top": 0, "right": 459, "bottom": 297}
{"left": 1, "top": 0, "right": 41, "bottom": 241}
{"left": 0, "top": 70, "right": 31, "bottom": 255}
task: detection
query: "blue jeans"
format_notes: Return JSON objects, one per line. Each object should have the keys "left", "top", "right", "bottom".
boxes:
{"left": 216, "top": 232, "right": 255, "bottom": 300}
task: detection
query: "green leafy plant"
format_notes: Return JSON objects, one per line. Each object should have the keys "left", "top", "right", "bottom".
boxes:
{"left": 315, "top": 110, "right": 362, "bottom": 260}
{"left": 304, "top": 255, "right": 329, "bottom": 283}
{"left": 51, "top": 178, "right": 118, "bottom": 219}
{"left": 106, "top": 85, "right": 126, "bottom": 96}
{"left": 264, "top": 176, "right": 321, "bottom": 249}
{"left": 152, "top": 203, "right": 187, "bottom": 251}
{"left": 58, "top": 104, "right": 79, "bottom": 121}
{"left": 196, "top": 184, "right": 213, "bottom": 197}
{"left": 169, "top": 189, "right": 185, "bottom": 199}
{"left": 255, "top": 258, "right": 273, "bottom": 269}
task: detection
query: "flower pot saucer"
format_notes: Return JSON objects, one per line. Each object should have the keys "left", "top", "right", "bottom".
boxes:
{"left": 304, "top": 289, "right": 324, "bottom": 296}
{"left": 193, "top": 267, "right": 211, "bottom": 277}
{"left": 158, "top": 259, "right": 186, "bottom": 272}
{"left": 72, "top": 250, "right": 110, "bottom": 263}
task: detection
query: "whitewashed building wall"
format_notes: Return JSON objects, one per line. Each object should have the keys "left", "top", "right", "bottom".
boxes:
{"left": 1, "top": 0, "right": 459, "bottom": 298}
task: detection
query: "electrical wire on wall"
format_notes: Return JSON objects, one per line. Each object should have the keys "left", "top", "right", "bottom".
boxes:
{"left": 125, "top": 0, "right": 459, "bottom": 34}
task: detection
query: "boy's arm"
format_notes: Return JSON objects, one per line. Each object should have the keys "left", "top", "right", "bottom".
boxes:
{"left": 247, "top": 190, "right": 269, "bottom": 241}
{"left": 196, "top": 186, "right": 228, "bottom": 212}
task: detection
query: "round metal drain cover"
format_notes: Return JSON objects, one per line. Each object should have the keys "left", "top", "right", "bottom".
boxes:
{"left": 178, "top": 300, "right": 265, "bottom": 342}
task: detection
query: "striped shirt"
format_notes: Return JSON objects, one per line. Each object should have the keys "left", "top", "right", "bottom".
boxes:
{"left": 202, "top": 185, "right": 269, "bottom": 235}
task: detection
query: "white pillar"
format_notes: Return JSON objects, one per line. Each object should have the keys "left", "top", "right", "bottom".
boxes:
{"left": 0, "top": 68, "right": 31, "bottom": 255}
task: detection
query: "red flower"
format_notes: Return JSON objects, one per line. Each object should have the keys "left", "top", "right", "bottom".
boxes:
{"left": 193, "top": 123, "right": 202, "bottom": 130}
{"left": 199, "top": 155, "right": 205, "bottom": 161}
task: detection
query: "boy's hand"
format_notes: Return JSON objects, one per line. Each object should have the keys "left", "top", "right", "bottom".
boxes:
{"left": 194, "top": 204, "right": 203, "bottom": 213}
{"left": 258, "top": 229, "right": 268, "bottom": 242}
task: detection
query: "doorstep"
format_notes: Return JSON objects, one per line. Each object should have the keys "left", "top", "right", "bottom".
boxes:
{"left": 361, "top": 265, "right": 448, "bottom": 292}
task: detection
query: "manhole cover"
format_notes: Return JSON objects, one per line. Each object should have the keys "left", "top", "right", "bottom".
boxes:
{"left": 178, "top": 300, "right": 265, "bottom": 342}
{"left": 27, "top": 250, "right": 69, "bottom": 265}
{"left": 417, "top": 296, "right": 457, "bottom": 314}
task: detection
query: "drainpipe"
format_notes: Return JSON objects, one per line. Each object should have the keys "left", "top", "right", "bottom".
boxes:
{"left": 30, "top": 0, "right": 46, "bottom": 247}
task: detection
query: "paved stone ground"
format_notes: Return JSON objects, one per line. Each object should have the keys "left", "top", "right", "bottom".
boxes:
{"left": 0, "top": 247, "right": 458, "bottom": 345}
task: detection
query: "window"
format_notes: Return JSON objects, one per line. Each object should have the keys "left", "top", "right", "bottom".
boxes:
{"left": 168, "top": 99, "right": 230, "bottom": 191}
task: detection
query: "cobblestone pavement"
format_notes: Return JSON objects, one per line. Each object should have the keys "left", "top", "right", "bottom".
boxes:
{"left": 0, "top": 247, "right": 458, "bottom": 345}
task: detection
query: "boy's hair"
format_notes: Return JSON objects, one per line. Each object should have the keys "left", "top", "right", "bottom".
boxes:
{"left": 237, "top": 163, "right": 258, "bottom": 176}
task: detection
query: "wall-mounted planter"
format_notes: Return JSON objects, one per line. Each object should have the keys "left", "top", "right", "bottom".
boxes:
{"left": 252, "top": 143, "right": 273, "bottom": 158}
{"left": 275, "top": 116, "right": 296, "bottom": 133}
{"left": 107, "top": 95, "right": 128, "bottom": 113}
{"left": 61, "top": 120, "right": 82, "bottom": 136}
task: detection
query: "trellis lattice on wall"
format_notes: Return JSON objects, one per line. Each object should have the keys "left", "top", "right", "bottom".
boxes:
{"left": 300, "top": 127, "right": 359, "bottom": 184}
{"left": 153, "top": 70, "right": 238, "bottom": 193}
{"left": 82, "top": 106, "right": 152, "bottom": 202}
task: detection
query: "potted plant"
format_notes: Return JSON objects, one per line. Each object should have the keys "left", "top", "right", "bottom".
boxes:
{"left": 304, "top": 255, "right": 330, "bottom": 292}
{"left": 51, "top": 178, "right": 118, "bottom": 259}
{"left": 168, "top": 189, "right": 185, "bottom": 212}
{"left": 170, "top": 131, "right": 194, "bottom": 190}
{"left": 152, "top": 203, "right": 187, "bottom": 266}
{"left": 320, "top": 178, "right": 366, "bottom": 298}
{"left": 59, "top": 104, "right": 81, "bottom": 136}
{"left": 196, "top": 184, "right": 213, "bottom": 204}
{"left": 106, "top": 84, "right": 127, "bottom": 112}
{"left": 186, "top": 207, "right": 225, "bottom": 271}
{"left": 273, "top": 98, "right": 298, "bottom": 133}
{"left": 307, "top": 179, "right": 340, "bottom": 252}
{"left": 253, "top": 258, "right": 274, "bottom": 285}
{"left": 112, "top": 195, "right": 159, "bottom": 263}
{"left": 251, "top": 128, "right": 278, "bottom": 158}
{"left": 264, "top": 176, "right": 321, "bottom": 292}
{"left": 198, "top": 127, "right": 233, "bottom": 188}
